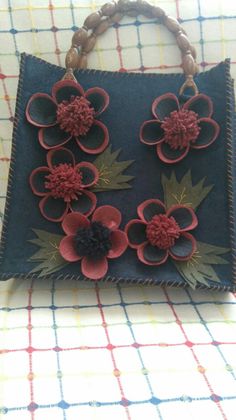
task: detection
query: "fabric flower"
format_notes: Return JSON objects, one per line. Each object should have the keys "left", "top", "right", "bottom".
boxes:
{"left": 29, "top": 147, "right": 99, "bottom": 222}
{"left": 125, "top": 199, "right": 198, "bottom": 266}
{"left": 140, "top": 93, "right": 220, "bottom": 163}
{"left": 26, "top": 80, "right": 109, "bottom": 154}
{"left": 59, "top": 206, "right": 128, "bottom": 280}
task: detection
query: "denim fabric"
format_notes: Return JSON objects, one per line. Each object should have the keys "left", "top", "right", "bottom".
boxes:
{"left": 0, "top": 53, "right": 235, "bottom": 289}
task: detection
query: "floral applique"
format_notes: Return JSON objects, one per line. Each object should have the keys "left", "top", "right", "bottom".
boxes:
{"left": 26, "top": 80, "right": 109, "bottom": 154}
{"left": 30, "top": 147, "right": 98, "bottom": 222}
{"left": 125, "top": 199, "right": 198, "bottom": 265}
{"left": 140, "top": 93, "right": 220, "bottom": 163}
{"left": 59, "top": 206, "right": 128, "bottom": 280}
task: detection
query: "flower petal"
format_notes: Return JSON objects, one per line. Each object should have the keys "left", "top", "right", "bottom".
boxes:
{"left": 52, "top": 80, "right": 85, "bottom": 104}
{"left": 137, "top": 242, "right": 168, "bottom": 266}
{"left": 167, "top": 205, "right": 198, "bottom": 232}
{"left": 76, "top": 162, "right": 99, "bottom": 188}
{"left": 81, "top": 256, "right": 108, "bottom": 280}
{"left": 107, "top": 230, "right": 128, "bottom": 259}
{"left": 125, "top": 219, "right": 147, "bottom": 249}
{"left": 92, "top": 205, "right": 122, "bottom": 230}
{"left": 39, "top": 194, "right": 68, "bottom": 222}
{"left": 62, "top": 212, "right": 90, "bottom": 236}
{"left": 137, "top": 199, "right": 166, "bottom": 222}
{"left": 47, "top": 147, "right": 75, "bottom": 170}
{"left": 26, "top": 93, "right": 58, "bottom": 127}
{"left": 183, "top": 94, "right": 213, "bottom": 118}
{"left": 39, "top": 125, "right": 71, "bottom": 150}
{"left": 69, "top": 190, "right": 97, "bottom": 217}
{"left": 169, "top": 232, "right": 196, "bottom": 261}
{"left": 157, "top": 142, "right": 189, "bottom": 164}
{"left": 85, "top": 87, "right": 109, "bottom": 116}
{"left": 152, "top": 93, "right": 179, "bottom": 121}
{"left": 140, "top": 120, "right": 165, "bottom": 145}
{"left": 77, "top": 120, "right": 109, "bottom": 154}
{"left": 29, "top": 167, "right": 50, "bottom": 196}
{"left": 59, "top": 235, "right": 82, "bottom": 262}
{"left": 191, "top": 118, "right": 220, "bottom": 149}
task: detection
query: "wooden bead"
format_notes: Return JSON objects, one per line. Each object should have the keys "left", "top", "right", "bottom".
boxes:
{"left": 65, "top": 47, "right": 79, "bottom": 69}
{"left": 117, "top": 0, "right": 135, "bottom": 11}
{"left": 84, "top": 12, "right": 101, "bottom": 30}
{"left": 94, "top": 19, "right": 111, "bottom": 35}
{"left": 165, "top": 16, "right": 181, "bottom": 33}
{"left": 78, "top": 53, "right": 88, "bottom": 69}
{"left": 190, "top": 44, "right": 197, "bottom": 59}
{"left": 83, "top": 35, "right": 97, "bottom": 53}
{"left": 101, "top": 2, "right": 117, "bottom": 16}
{"left": 176, "top": 33, "right": 191, "bottom": 52}
{"left": 110, "top": 11, "right": 124, "bottom": 22}
{"left": 151, "top": 6, "right": 165, "bottom": 18}
{"left": 182, "top": 53, "right": 195, "bottom": 75}
{"left": 72, "top": 28, "right": 87, "bottom": 47}
{"left": 137, "top": 1, "right": 153, "bottom": 18}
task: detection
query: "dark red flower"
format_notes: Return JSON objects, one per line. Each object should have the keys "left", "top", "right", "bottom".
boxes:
{"left": 140, "top": 93, "right": 220, "bottom": 164}
{"left": 125, "top": 199, "right": 198, "bottom": 266}
{"left": 59, "top": 206, "right": 128, "bottom": 280}
{"left": 26, "top": 80, "right": 109, "bottom": 154}
{"left": 29, "top": 148, "right": 98, "bottom": 222}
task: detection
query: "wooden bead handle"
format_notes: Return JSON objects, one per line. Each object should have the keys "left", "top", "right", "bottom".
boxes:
{"left": 65, "top": 0, "right": 199, "bottom": 94}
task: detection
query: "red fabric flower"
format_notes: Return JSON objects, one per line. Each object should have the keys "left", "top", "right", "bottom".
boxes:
{"left": 26, "top": 80, "right": 109, "bottom": 154}
{"left": 125, "top": 199, "right": 198, "bottom": 265}
{"left": 140, "top": 93, "right": 220, "bottom": 163}
{"left": 29, "top": 148, "right": 98, "bottom": 222}
{"left": 59, "top": 206, "right": 128, "bottom": 280}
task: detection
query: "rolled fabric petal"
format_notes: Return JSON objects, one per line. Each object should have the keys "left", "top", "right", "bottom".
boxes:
{"left": 62, "top": 212, "right": 90, "bottom": 236}
{"left": 52, "top": 80, "right": 85, "bottom": 104}
{"left": 157, "top": 141, "right": 189, "bottom": 164}
{"left": 81, "top": 256, "right": 108, "bottom": 280}
{"left": 39, "top": 125, "right": 72, "bottom": 149}
{"left": 39, "top": 194, "right": 68, "bottom": 222}
{"left": 137, "top": 199, "right": 166, "bottom": 223}
{"left": 140, "top": 120, "right": 164, "bottom": 145}
{"left": 76, "top": 120, "right": 109, "bottom": 154}
{"left": 59, "top": 235, "right": 82, "bottom": 262}
{"left": 85, "top": 87, "right": 109, "bottom": 116}
{"left": 183, "top": 94, "right": 213, "bottom": 118}
{"left": 107, "top": 230, "right": 128, "bottom": 259}
{"left": 152, "top": 93, "right": 179, "bottom": 121}
{"left": 69, "top": 190, "right": 97, "bottom": 217}
{"left": 92, "top": 205, "right": 122, "bottom": 230}
{"left": 46, "top": 147, "right": 75, "bottom": 169}
{"left": 169, "top": 232, "right": 196, "bottom": 261}
{"left": 29, "top": 166, "right": 51, "bottom": 196}
{"left": 26, "top": 93, "right": 57, "bottom": 127}
{"left": 167, "top": 205, "right": 198, "bottom": 232}
{"left": 137, "top": 242, "right": 168, "bottom": 266}
{"left": 191, "top": 118, "right": 220, "bottom": 149}
{"left": 125, "top": 219, "right": 147, "bottom": 249}
{"left": 75, "top": 162, "right": 99, "bottom": 188}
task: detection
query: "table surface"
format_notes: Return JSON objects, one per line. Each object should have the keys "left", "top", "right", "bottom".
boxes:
{"left": 0, "top": 1, "right": 236, "bottom": 419}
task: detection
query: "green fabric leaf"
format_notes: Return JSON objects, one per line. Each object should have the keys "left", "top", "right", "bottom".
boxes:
{"left": 174, "top": 241, "right": 230, "bottom": 289}
{"left": 28, "top": 229, "right": 68, "bottom": 277}
{"left": 92, "top": 145, "right": 134, "bottom": 192}
{"left": 161, "top": 170, "right": 213, "bottom": 210}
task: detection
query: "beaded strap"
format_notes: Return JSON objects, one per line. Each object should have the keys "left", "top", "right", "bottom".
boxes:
{"left": 65, "top": 0, "right": 199, "bottom": 94}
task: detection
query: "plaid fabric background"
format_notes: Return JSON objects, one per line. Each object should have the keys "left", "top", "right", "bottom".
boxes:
{"left": 1, "top": 1, "right": 236, "bottom": 419}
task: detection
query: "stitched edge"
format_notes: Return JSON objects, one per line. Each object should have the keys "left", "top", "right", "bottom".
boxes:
{"left": 225, "top": 58, "right": 236, "bottom": 284}
{"left": 0, "top": 54, "right": 236, "bottom": 292}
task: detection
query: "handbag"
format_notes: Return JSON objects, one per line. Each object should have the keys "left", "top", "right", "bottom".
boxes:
{"left": 0, "top": 0, "right": 236, "bottom": 291}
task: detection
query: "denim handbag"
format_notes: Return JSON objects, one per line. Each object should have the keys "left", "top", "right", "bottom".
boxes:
{"left": 0, "top": 0, "right": 236, "bottom": 292}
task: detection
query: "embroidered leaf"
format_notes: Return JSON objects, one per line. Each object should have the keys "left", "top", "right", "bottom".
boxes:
{"left": 28, "top": 229, "right": 67, "bottom": 277}
{"left": 161, "top": 170, "right": 213, "bottom": 210}
{"left": 92, "top": 145, "right": 134, "bottom": 192}
{"left": 174, "top": 241, "right": 230, "bottom": 289}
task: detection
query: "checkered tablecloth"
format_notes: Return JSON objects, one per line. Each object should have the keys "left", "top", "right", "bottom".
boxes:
{"left": 1, "top": 1, "right": 236, "bottom": 419}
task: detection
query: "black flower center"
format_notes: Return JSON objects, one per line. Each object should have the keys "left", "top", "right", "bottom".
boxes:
{"left": 75, "top": 222, "right": 112, "bottom": 258}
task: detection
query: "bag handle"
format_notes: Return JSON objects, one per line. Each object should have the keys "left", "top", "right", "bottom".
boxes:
{"left": 65, "top": 0, "right": 199, "bottom": 95}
